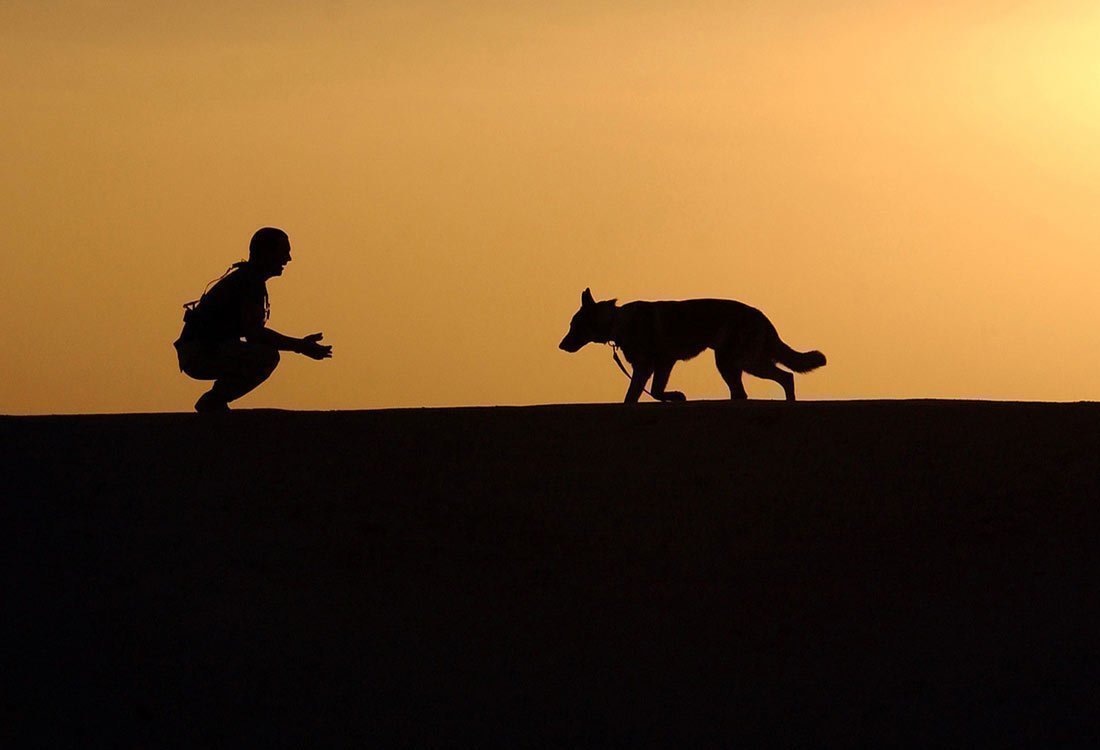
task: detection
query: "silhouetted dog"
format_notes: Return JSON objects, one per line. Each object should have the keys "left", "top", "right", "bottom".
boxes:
{"left": 559, "top": 288, "right": 825, "bottom": 402}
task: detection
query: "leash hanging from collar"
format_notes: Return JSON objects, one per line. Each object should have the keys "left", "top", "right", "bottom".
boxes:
{"left": 609, "top": 343, "right": 657, "bottom": 400}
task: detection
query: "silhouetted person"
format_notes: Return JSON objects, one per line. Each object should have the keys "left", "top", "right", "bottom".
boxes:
{"left": 174, "top": 227, "right": 332, "bottom": 412}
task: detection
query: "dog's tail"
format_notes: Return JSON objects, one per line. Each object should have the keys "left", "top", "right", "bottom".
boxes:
{"left": 774, "top": 340, "right": 826, "bottom": 373}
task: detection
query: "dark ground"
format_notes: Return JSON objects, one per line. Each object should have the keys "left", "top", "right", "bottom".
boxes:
{"left": 3, "top": 401, "right": 1100, "bottom": 747}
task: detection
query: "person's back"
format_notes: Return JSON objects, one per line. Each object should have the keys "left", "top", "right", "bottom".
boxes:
{"left": 174, "top": 227, "right": 332, "bottom": 412}
{"left": 176, "top": 264, "right": 267, "bottom": 347}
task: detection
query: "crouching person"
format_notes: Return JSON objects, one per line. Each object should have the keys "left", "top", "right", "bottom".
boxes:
{"left": 174, "top": 227, "right": 333, "bottom": 413}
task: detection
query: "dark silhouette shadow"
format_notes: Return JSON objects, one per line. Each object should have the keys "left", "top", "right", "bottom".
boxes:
{"left": 173, "top": 227, "right": 332, "bottom": 412}
{"left": 559, "top": 287, "right": 825, "bottom": 403}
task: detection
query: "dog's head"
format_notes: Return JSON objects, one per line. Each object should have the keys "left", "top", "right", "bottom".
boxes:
{"left": 559, "top": 288, "right": 616, "bottom": 352}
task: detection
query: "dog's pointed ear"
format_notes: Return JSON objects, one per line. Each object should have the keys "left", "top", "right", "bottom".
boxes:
{"left": 581, "top": 288, "right": 595, "bottom": 308}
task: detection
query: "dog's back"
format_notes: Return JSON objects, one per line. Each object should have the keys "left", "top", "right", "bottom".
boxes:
{"left": 614, "top": 299, "right": 775, "bottom": 363}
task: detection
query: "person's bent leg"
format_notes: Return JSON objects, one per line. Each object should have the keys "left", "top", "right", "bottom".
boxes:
{"left": 198, "top": 341, "right": 280, "bottom": 411}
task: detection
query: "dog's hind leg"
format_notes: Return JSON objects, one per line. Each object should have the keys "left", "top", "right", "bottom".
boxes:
{"left": 745, "top": 361, "right": 796, "bottom": 401}
{"left": 715, "top": 349, "right": 747, "bottom": 400}
{"left": 651, "top": 360, "right": 686, "bottom": 402}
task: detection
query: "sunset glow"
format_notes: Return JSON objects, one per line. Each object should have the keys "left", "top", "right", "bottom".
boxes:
{"left": 2, "top": 1, "right": 1098, "bottom": 413}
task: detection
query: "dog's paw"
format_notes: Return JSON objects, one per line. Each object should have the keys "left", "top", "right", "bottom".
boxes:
{"left": 662, "top": 391, "right": 687, "bottom": 402}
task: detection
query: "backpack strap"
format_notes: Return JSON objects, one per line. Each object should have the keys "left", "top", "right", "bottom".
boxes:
{"left": 181, "top": 262, "right": 248, "bottom": 320}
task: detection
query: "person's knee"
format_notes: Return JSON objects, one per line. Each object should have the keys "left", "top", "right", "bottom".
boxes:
{"left": 242, "top": 343, "right": 280, "bottom": 381}
{"left": 260, "top": 346, "right": 280, "bottom": 375}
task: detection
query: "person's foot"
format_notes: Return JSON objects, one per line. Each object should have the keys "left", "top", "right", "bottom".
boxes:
{"left": 194, "top": 391, "right": 230, "bottom": 413}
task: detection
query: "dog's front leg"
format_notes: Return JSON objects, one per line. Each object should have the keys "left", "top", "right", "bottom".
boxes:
{"left": 651, "top": 361, "right": 686, "bottom": 402}
{"left": 625, "top": 364, "right": 653, "bottom": 403}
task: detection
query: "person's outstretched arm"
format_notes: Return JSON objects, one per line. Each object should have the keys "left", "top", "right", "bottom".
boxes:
{"left": 242, "top": 304, "right": 333, "bottom": 359}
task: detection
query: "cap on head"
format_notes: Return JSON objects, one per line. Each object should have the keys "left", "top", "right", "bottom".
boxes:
{"left": 248, "top": 227, "right": 290, "bottom": 262}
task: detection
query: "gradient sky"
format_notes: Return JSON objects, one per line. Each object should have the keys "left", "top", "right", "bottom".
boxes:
{"left": 2, "top": 1, "right": 1098, "bottom": 413}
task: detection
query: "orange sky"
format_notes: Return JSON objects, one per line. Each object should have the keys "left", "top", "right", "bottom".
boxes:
{"left": 2, "top": 1, "right": 1098, "bottom": 413}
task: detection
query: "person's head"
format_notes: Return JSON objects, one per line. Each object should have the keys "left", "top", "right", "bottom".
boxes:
{"left": 248, "top": 227, "right": 292, "bottom": 277}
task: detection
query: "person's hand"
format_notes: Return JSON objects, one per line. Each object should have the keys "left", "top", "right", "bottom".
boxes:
{"left": 299, "top": 332, "right": 332, "bottom": 360}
